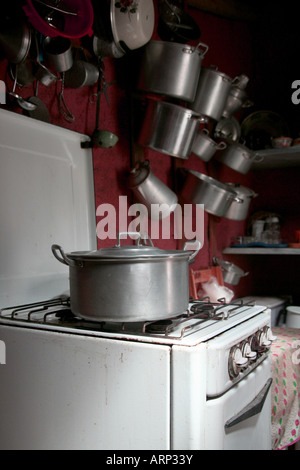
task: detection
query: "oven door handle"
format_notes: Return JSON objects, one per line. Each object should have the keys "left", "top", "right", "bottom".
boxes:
{"left": 224, "top": 378, "right": 272, "bottom": 429}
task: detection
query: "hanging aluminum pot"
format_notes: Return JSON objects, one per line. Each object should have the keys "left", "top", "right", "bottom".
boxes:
{"left": 224, "top": 183, "right": 258, "bottom": 221}
{"left": 128, "top": 160, "right": 178, "bottom": 220}
{"left": 43, "top": 36, "right": 73, "bottom": 72}
{"left": 191, "top": 129, "right": 227, "bottom": 162}
{"left": 138, "top": 99, "right": 206, "bottom": 159}
{"left": 51, "top": 232, "right": 201, "bottom": 322}
{"left": 222, "top": 73, "right": 253, "bottom": 117}
{"left": 216, "top": 141, "right": 263, "bottom": 174}
{"left": 213, "top": 257, "right": 249, "bottom": 285}
{"left": 222, "top": 87, "right": 253, "bottom": 118}
{"left": 137, "top": 40, "right": 208, "bottom": 102}
{"left": 190, "top": 66, "right": 234, "bottom": 121}
{"left": 180, "top": 169, "right": 243, "bottom": 217}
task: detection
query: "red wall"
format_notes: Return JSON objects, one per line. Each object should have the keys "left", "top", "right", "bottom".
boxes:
{"left": 0, "top": 2, "right": 266, "bottom": 299}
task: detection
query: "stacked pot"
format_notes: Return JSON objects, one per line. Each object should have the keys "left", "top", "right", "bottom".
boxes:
{"left": 135, "top": 38, "right": 258, "bottom": 222}
{"left": 137, "top": 40, "right": 209, "bottom": 159}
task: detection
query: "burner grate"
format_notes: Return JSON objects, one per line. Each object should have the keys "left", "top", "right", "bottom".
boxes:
{"left": 0, "top": 296, "right": 256, "bottom": 339}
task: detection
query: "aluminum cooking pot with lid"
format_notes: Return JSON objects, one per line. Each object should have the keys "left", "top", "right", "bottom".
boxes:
{"left": 52, "top": 232, "right": 201, "bottom": 322}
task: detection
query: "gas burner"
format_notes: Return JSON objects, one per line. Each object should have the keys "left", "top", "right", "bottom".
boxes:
{"left": 145, "top": 319, "right": 174, "bottom": 334}
{"left": 55, "top": 309, "right": 78, "bottom": 322}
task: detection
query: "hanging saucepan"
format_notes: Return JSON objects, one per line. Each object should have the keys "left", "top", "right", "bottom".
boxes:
{"left": 138, "top": 99, "right": 206, "bottom": 160}
{"left": 222, "top": 84, "right": 253, "bottom": 118}
{"left": 92, "top": 35, "right": 125, "bottom": 59}
{"left": 190, "top": 66, "right": 235, "bottom": 121}
{"left": 213, "top": 257, "right": 249, "bottom": 285}
{"left": 43, "top": 36, "right": 73, "bottom": 72}
{"left": 51, "top": 232, "right": 201, "bottom": 322}
{"left": 157, "top": 0, "right": 201, "bottom": 43}
{"left": 127, "top": 160, "right": 178, "bottom": 220}
{"left": 0, "top": 19, "right": 31, "bottom": 64}
{"left": 180, "top": 169, "right": 243, "bottom": 217}
{"left": 33, "top": 32, "right": 59, "bottom": 86}
{"left": 64, "top": 48, "right": 99, "bottom": 88}
{"left": 137, "top": 40, "right": 208, "bottom": 102}
{"left": 191, "top": 129, "right": 227, "bottom": 162}
{"left": 222, "top": 74, "right": 252, "bottom": 118}
{"left": 224, "top": 183, "right": 258, "bottom": 221}
{"left": 216, "top": 141, "right": 263, "bottom": 174}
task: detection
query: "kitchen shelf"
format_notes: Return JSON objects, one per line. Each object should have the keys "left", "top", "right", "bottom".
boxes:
{"left": 252, "top": 146, "right": 300, "bottom": 169}
{"left": 223, "top": 247, "right": 300, "bottom": 255}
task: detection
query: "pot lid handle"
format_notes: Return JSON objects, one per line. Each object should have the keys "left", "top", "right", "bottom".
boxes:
{"left": 116, "top": 232, "right": 154, "bottom": 247}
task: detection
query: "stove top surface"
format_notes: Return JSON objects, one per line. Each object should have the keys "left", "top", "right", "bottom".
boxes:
{"left": 0, "top": 297, "right": 268, "bottom": 346}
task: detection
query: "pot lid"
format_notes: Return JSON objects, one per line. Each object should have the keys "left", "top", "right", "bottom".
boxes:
{"left": 67, "top": 233, "right": 199, "bottom": 261}
{"left": 110, "top": 0, "right": 155, "bottom": 52}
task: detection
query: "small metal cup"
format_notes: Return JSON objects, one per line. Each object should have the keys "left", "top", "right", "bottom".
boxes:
{"left": 43, "top": 36, "right": 73, "bottom": 72}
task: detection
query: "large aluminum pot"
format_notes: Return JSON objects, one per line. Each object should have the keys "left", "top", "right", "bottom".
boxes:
{"left": 191, "top": 129, "right": 227, "bottom": 162}
{"left": 216, "top": 141, "right": 263, "bottom": 174}
{"left": 137, "top": 40, "right": 209, "bottom": 102}
{"left": 51, "top": 233, "right": 201, "bottom": 322}
{"left": 191, "top": 66, "right": 234, "bottom": 121}
{"left": 128, "top": 160, "right": 178, "bottom": 220}
{"left": 138, "top": 99, "right": 205, "bottom": 159}
{"left": 180, "top": 170, "right": 243, "bottom": 217}
{"left": 224, "top": 183, "right": 258, "bottom": 221}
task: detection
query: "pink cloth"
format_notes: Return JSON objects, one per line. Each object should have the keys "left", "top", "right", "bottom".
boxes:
{"left": 271, "top": 327, "right": 300, "bottom": 450}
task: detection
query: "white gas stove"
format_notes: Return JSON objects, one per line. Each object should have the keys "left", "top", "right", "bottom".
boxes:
{"left": 0, "top": 109, "right": 274, "bottom": 450}
{"left": 0, "top": 295, "right": 274, "bottom": 450}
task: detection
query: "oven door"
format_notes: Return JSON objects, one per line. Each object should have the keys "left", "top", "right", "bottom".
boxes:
{"left": 0, "top": 325, "right": 171, "bottom": 450}
{"left": 204, "top": 359, "right": 272, "bottom": 450}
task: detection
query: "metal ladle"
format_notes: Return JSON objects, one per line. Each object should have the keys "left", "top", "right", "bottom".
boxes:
{"left": 91, "top": 61, "right": 118, "bottom": 149}
{"left": 9, "top": 65, "right": 37, "bottom": 111}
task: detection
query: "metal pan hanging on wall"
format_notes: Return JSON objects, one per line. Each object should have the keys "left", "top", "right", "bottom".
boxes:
{"left": 137, "top": 40, "right": 208, "bottom": 102}
{"left": 138, "top": 99, "right": 206, "bottom": 160}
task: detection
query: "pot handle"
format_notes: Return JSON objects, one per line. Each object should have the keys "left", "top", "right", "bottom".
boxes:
{"left": 183, "top": 239, "right": 202, "bottom": 262}
{"left": 228, "top": 195, "right": 244, "bottom": 204}
{"left": 242, "top": 99, "right": 254, "bottom": 108}
{"left": 253, "top": 153, "right": 264, "bottom": 163}
{"left": 51, "top": 244, "right": 78, "bottom": 267}
{"left": 182, "top": 42, "right": 208, "bottom": 56}
{"left": 216, "top": 141, "right": 227, "bottom": 150}
{"left": 195, "top": 42, "right": 209, "bottom": 56}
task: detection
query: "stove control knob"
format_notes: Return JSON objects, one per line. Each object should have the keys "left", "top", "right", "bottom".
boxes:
{"left": 265, "top": 326, "right": 277, "bottom": 342}
{"left": 241, "top": 340, "right": 257, "bottom": 361}
{"left": 249, "top": 333, "right": 266, "bottom": 354}
{"left": 228, "top": 345, "right": 248, "bottom": 378}
{"left": 258, "top": 329, "right": 272, "bottom": 348}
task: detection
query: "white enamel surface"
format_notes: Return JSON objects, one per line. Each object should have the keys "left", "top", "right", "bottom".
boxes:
{"left": 0, "top": 109, "right": 96, "bottom": 307}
